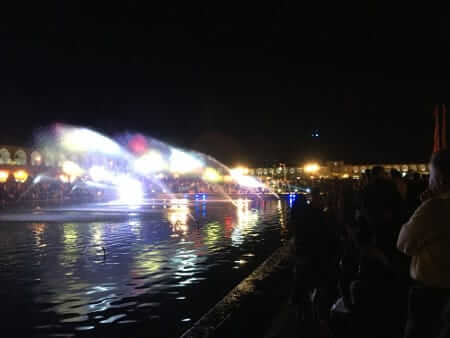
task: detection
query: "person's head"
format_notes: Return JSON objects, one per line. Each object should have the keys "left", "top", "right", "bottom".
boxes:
{"left": 372, "top": 166, "right": 386, "bottom": 179}
{"left": 391, "top": 169, "right": 401, "bottom": 179}
{"left": 429, "top": 150, "right": 450, "bottom": 194}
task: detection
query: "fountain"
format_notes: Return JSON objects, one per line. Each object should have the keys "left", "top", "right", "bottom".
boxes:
{"left": 0, "top": 123, "right": 277, "bottom": 222}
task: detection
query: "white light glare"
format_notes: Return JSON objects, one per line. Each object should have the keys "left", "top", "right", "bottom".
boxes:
{"left": 134, "top": 151, "right": 167, "bottom": 175}
{"left": 62, "top": 160, "right": 84, "bottom": 177}
{"left": 230, "top": 169, "right": 264, "bottom": 188}
{"left": 116, "top": 175, "right": 144, "bottom": 205}
{"left": 170, "top": 149, "right": 203, "bottom": 174}
{"left": 89, "top": 166, "right": 114, "bottom": 182}
{"left": 61, "top": 128, "right": 121, "bottom": 155}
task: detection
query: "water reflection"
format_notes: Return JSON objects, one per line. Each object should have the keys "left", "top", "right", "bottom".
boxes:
{"left": 30, "top": 223, "right": 46, "bottom": 248}
{"left": 231, "top": 199, "right": 259, "bottom": 246}
{"left": 168, "top": 198, "right": 190, "bottom": 235}
{"left": 0, "top": 198, "right": 287, "bottom": 337}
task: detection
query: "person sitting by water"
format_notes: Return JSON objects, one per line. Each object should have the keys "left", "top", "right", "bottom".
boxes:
{"left": 398, "top": 149, "right": 450, "bottom": 338}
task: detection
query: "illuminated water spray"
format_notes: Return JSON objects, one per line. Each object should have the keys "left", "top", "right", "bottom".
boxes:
{"left": 34, "top": 123, "right": 277, "bottom": 210}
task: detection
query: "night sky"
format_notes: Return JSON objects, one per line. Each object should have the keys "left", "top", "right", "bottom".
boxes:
{"left": 1, "top": 2, "right": 449, "bottom": 165}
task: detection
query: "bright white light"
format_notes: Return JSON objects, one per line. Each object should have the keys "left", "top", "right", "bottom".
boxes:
{"left": 134, "top": 151, "right": 167, "bottom": 175}
{"left": 236, "top": 175, "right": 264, "bottom": 188}
{"left": 89, "top": 166, "right": 113, "bottom": 182}
{"left": 116, "top": 175, "right": 144, "bottom": 205}
{"left": 62, "top": 160, "right": 84, "bottom": 177}
{"left": 60, "top": 128, "right": 121, "bottom": 155}
{"left": 170, "top": 149, "right": 203, "bottom": 174}
{"left": 230, "top": 169, "right": 264, "bottom": 188}
{"left": 230, "top": 167, "right": 249, "bottom": 176}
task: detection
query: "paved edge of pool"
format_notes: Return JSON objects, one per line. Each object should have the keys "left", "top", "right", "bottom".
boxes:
{"left": 180, "top": 237, "right": 295, "bottom": 338}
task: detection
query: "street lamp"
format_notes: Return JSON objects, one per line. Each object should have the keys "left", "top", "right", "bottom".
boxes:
{"left": 304, "top": 163, "right": 320, "bottom": 174}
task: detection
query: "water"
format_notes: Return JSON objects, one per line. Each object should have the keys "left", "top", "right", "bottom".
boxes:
{"left": 0, "top": 197, "right": 289, "bottom": 337}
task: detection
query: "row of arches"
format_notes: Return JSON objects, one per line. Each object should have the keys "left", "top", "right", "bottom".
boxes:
{"left": 0, "top": 147, "right": 129, "bottom": 169}
{"left": 0, "top": 149, "right": 33, "bottom": 166}
{"left": 0, "top": 148, "right": 64, "bottom": 167}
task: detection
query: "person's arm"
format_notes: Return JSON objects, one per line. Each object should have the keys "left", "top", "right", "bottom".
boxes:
{"left": 397, "top": 199, "right": 438, "bottom": 256}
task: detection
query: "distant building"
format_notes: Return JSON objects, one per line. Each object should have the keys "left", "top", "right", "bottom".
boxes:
{"left": 250, "top": 160, "right": 428, "bottom": 180}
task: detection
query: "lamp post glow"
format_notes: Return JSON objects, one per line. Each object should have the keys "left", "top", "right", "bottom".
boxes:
{"left": 14, "top": 170, "right": 29, "bottom": 183}
{"left": 0, "top": 170, "right": 9, "bottom": 183}
{"left": 304, "top": 163, "right": 320, "bottom": 174}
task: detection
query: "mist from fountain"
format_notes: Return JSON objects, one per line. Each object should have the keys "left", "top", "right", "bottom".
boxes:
{"left": 28, "top": 123, "right": 278, "bottom": 217}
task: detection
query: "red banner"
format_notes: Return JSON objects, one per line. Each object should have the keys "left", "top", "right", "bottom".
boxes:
{"left": 442, "top": 104, "right": 447, "bottom": 150}
{"left": 434, "top": 104, "right": 441, "bottom": 153}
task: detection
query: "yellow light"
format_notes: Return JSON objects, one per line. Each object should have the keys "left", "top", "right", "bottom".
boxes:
{"left": 168, "top": 199, "right": 190, "bottom": 234}
{"left": 0, "top": 170, "right": 9, "bottom": 183}
{"left": 342, "top": 174, "right": 349, "bottom": 179}
{"left": 203, "top": 167, "right": 221, "bottom": 182}
{"left": 223, "top": 175, "right": 232, "bottom": 183}
{"left": 304, "top": 163, "right": 320, "bottom": 173}
{"left": 14, "top": 170, "right": 29, "bottom": 183}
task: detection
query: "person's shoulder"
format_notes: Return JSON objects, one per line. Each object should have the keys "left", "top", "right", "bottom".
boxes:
{"left": 415, "top": 197, "right": 445, "bottom": 215}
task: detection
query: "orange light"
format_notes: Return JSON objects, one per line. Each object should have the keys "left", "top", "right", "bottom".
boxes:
{"left": 304, "top": 163, "right": 320, "bottom": 173}
{"left": 14, "top": 170, "right": 29, "bottom": 183}
{"left": 0, "top": 170, "right": 9, "bottom": 183}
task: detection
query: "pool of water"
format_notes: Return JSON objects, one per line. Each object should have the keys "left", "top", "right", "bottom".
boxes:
{"left": 0, "top": 197, "right": 290, "bottom": 337}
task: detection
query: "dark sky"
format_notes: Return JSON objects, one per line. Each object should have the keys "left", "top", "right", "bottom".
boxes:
{"left": 1, "top": 2, "right": 449, "bottom": 165}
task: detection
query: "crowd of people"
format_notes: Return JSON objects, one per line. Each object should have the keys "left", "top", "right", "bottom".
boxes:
{"left": 291, "top": 152, "right": 449, "bottom": 338}
{"left": 0, "top": 175, "right": 273, "bottom": 207}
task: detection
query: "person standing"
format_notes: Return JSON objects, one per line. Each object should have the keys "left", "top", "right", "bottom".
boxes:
{"left": 398, "top": 150, "right": 450, "bottom": 338}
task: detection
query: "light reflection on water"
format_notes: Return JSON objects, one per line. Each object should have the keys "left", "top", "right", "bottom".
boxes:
{"left": 0, "top": 198, "right": 287, "bottom": 337}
